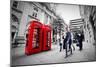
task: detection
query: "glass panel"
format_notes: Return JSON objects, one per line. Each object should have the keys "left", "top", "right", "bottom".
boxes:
{"left": 46, "top": 32, "right": 50, "bottom": 47}
{"left": 32, "top": 28, "right": 40, "bottom": 48}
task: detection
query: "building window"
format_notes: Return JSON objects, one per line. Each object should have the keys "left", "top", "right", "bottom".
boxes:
{"left": 87, "top": 24, "right": 90, "bottom": 31}
{"left": 13, "top": 1, "right": 18, "bottom": 8}
{"left": 12, "top": 32, "right": 15, "bottom": 41}
{"left": 34, "top": 7, "right": 38, "bottom": 12}
{"left": 12, "top": 14, "right": 18, "bottom": 22}
{"left": 32, "top": 12, "right": 37, "bottom": 18}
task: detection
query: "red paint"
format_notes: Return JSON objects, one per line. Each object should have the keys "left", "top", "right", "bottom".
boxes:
{"left": 42, "top": 25, "right": 52, "bottom": 51}
{"left": 25, "top": 21, "right": 52, "bottom": 55}
{"left": 25, "top": 21, "right": 43, "bottom": 55}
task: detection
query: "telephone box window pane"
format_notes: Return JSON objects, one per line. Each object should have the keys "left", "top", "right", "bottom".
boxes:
{"left": 32, "top": 28, "right": 40, "bottom": 48}
{"left": 46, "top": 32, "right": 50, "bottom": 47}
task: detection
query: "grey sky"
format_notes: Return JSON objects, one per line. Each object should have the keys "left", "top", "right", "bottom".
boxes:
{"left": 56, "top": 4, "right": 81, "bottom": 25}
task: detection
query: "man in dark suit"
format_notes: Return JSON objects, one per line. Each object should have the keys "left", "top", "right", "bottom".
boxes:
{"left": 77, "top": 31, "right": 84, "bottom": 51}
{"left": 63, "top": 27, "right": 72, "bottom": 58}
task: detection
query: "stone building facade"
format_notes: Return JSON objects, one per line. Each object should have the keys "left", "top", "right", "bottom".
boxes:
{"left": 79, "top": 5, "right": 96, "bottom": 45}
{"left": 11, "top": 0, "right": 58, "bottom": 46}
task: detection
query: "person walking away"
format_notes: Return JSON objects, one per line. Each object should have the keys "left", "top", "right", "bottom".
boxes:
{"left": 59, "top": 38, "right": 62, "bottom": 52}
{"left": 59, "top": 33, "right": 64, "bottom": 52}
{"left": 78, "top": 32, "right": 84, "bottom": 51}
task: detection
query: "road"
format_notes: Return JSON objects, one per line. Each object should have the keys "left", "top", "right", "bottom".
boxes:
{"left": 11, "top": 42, "right": 96, "bottom": 66}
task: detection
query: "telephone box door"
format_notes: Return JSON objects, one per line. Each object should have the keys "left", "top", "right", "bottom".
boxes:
{"left": 42, "top": 25, "right": 52, "bottom": 51}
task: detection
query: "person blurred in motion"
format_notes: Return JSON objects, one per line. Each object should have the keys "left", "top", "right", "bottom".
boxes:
{"left": 77, "top": 31, "right": 84, "bottom": 51}
{"left": 59, "top": 38, "right": 62, "bottom": 52}
{"left": 63, "top": 27, "right": 72, "bottom": 58}
{"left": 59, "top": 33, "right": 65, "bottom": 52}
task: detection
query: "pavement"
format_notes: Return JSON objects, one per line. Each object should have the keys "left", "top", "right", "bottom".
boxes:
{"left": 11, "top": 42, "right": 96, "bottom": 66}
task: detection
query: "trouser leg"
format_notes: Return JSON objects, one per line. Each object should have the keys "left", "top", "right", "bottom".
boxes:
{"left": 80, "top": 42, "right": 82, "bottom": 50}
{"left": 61, "top": 45, "right": 62, "bottom": 51}
{"left": 65, "top": 45, "right": 68, "bottom": 57}
{"left": 69, "top": 44, "right": 72, "bottom": 54}
{"left": 72, "top": 44, "right": 75, "bottom": 51}
{"left": 60, "top": 46, "right": 62, "bottom": 52}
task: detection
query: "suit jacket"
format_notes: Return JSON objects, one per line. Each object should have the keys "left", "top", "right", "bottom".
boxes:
{"left": 63, "top": 32, "right": 72, "bottom": 49}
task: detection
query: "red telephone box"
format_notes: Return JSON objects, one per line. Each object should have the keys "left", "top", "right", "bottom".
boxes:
{"left": 25, "top": 21, "right": 43, "bottom": 55}
{"left": 42, "top": 25, "right": 52, "bottom": 51}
